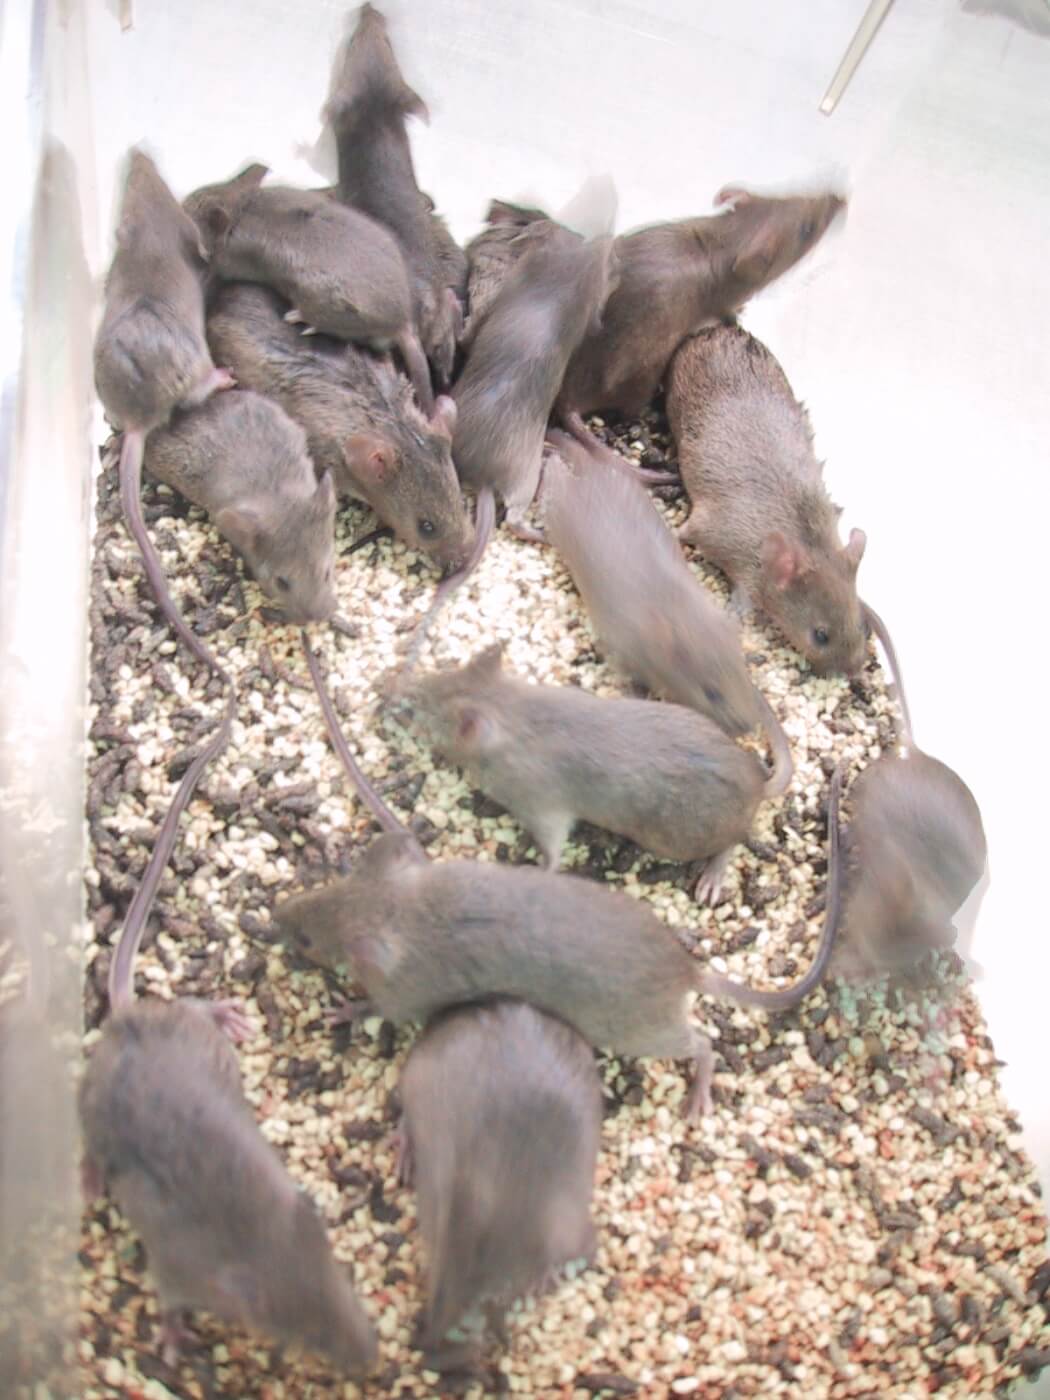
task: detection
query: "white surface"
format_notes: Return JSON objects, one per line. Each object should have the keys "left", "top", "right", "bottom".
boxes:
{"left": 74, "top": 0, "right": 1049, "bottom": 1384}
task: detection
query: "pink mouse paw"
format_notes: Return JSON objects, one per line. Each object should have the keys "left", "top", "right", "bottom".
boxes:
{"left": 325, "top": 995, "right": 375, "bottom": 1028}
{"left": 209, "top": 999, "right": 255, "bottom": 1043}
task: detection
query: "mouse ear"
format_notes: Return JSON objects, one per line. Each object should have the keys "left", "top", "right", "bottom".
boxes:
{"left": 761, "top": 531, "right": 809, "bottom": 590}
{"left": 455, "top": 703, "right": 497, "bottom": 750}
{"left": 346, "top": 434, "right": 396, "bottom": 482}
{"left": 467, "top": 641, "right": 505, "bottom": 676}
{"left": 215, "top": 503, "right": 267, "bottom": 555}
{"left": 843, "top": 527, "right": 866, "bottom": 572}
{"left": 314, "top": 469, "right": 337, "bottom": 511}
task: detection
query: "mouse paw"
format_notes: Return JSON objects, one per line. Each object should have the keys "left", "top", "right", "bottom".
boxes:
{"left": 392, "top": 1124, "right": 414, "bottom": 1187}
{"left": 694, "top": 849, "right": 732, "bottom": 906}
{"left": 325, "top": 995, "right": 376, "bottom": 1028}
{"left": 158, "top": 1309, "right": 193, "bottom": 1366}
{"left": 209, "top": 999, "right": 255, "bottom": 1043}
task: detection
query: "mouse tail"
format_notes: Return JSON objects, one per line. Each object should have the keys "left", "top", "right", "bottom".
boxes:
{"left": 397, "top": 485, "right": 496, "bottom": 683}
{"left": 301, "top": 631, "right": 409, "bottom": 837}
{"left": 107, "top": 688, "right": 236, "bottom": 1012}
{"left": 396, "top": 328, "right": 436, "bottom": 418}
{"left": 860, "top": 600, "right": 914, "bottom": 747}
{"left": 118, "top": 430, "right": 225, "bottom": 676}
{"left": 697, "top": 763, "right": 843, "bottom": 1012}
{"left": 755, "top": 688, "right": 794, "bottom": 799}
{"left": 109, "top": 430, "right": 235, "bottom": 1011}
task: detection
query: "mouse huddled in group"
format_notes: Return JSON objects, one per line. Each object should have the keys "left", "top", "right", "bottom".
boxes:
{"left": 80, "top": 1, "right": 989, "bottom": 1385}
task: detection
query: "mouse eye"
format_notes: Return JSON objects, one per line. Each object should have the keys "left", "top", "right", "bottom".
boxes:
{"left": 703, "top": 685, "right": 724, "bottom": 706}
{"left": 813, "top": 627, "right": 830, "bottom": 647}
{"left": 800, "top": 220, "right": 815, "bottom": 242}
{"left": 275, "top": 575, "right": 291, "bottom": 592}
{"left": 295, "top": 930, "right": 313, "bottom": 949}
{"left": 418, "top": 518, "right": 436, "bottom": 537}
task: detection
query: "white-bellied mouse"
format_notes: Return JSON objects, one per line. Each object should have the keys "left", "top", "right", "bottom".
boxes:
{"left": 93, "top": 149, "right": 237, "bottom": 673}
{"left": 397, "top": 997, "right": 601, "bottom": 1368}
{"left": 272, "top": 764, "right": 842, "bottom": 1118}
{"left": 833, "top": 605, "right": 988, "bottom": 980}
{"left": 142, "top": 388, "right": 337, "bottom": 623}
{"left": 666, "top": 322, "right": 868, "bottom": 676}
{"left": 539, "top": 430, "right": 793, "bottom": 787}
{"left": 325, "top": 3, "right": 460, "bottom": 387}
{"left": 206, "top": 281, "right": 472, "bottom": 573}
{"left": 555, "top": 184, "right": 845, "bottom": 437}
{"left": 397, "top": 224, "right": 617, "bottom": 673}
{"left": 184, "top": 163, "right": 435, "bottom": 415}
{"left": 79, "top": 704, "right": 378, "bottom": 1376}
{"left": 408, "top": 641, "right": 788, "bottom": 903}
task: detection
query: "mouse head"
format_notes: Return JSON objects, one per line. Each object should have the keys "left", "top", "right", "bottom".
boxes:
{"left": 345, "top": 394, "right": 473, "bottom": 572}
{"left": 713, "top": 185, "right": 846, "bottom": 302}
{"left": 183, "top": 163, "right": 269, "bottom": 256}
{"left": 216, "top": 469, "right": 337, "bottom": 624}
{"left": 642, "top": 604, "right": 759, "bottom": 738}
{"left": 759, "top": 527, "right": 867, "bottom": 675}
{"left": 119, "top": 149, "right": 210, "bottom": 268}
{"left": 411, "top": 643, "right": 507, "bottom": 758}
{"left": 217, "top": 1191, "right": 377, "bottom": 1377}
{"left": 326, "top": 1, "right": 429, "bottom": 129}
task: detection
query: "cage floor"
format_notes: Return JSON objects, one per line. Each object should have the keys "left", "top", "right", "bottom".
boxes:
{"left": 79, "top": 408, "right": 1050, "bottom": 1399}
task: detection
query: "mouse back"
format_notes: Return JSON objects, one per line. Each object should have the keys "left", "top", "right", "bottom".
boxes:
{"left": 453, "top": 232, "right": 615, "bottom": 506}
{"left": 79, "top": 1000, "right": 377, "bottom": 1376}
{"left": 541, "top": 436, "right": 760, "bottom": 737}
{"left": 668, "top": 324, "right": 868, "bottom": 676}
{"left": 401, "top": 999, "right": 601, "bottom": 1346}
{"left": 840, "top": 749, "right": 987, "bottom": 977}
{"left": 143, "top": 388, "right": 337, "bottom": 623}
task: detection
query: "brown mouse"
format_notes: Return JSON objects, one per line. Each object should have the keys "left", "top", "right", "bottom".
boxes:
{"left": 409, "top": 641, "right": 788, "bottom": 903}
{"left": 399, "top": 225, "right": 617, "bottom": 670}
{"left": 666, "top": 322, "right": 868, "bottom": 675}
{"left": 143, "top": 388, "right": 337, "bottom": 623}
{"left": 185, "top": 163, "right": 435, "bottom": 414}
{"left": 93, "top": 148, "right": 237, "bottom": 672}
{"left": 556, "top": 184, "right": 845, "bottom": 436}
{"left": 398, "top": 997, "right": 601, "bottom": 1367}
{"left": 78, "top": 712, "right": 377, "bottom": 1377}
{"left": 539, "top": 430, "right": 793, "bottom": 784}
{"left": 833, "top": 606, "right": 988, "bottom": 980}
{"left": 206, "top": 281, "right": 472, "bottom": 572}
{"left": 326, "top": 3, "right": 460, "bottom": 387}
{"left": 273, "top": 766, "right": 842, "bottom": 1118}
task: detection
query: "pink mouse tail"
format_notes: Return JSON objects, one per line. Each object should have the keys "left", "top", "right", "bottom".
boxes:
{"left": 108, "top": 430, "right": 236, "bottom": 1011}
{"left": 397, "top": 485, "right": 496, "bottom": 683}
{"left": 860, "top": 600, "right": 913, "bottom": 746}
{"left": 301, "top": 631, "right": 409, "bottom": 837}
{"left": 108, "top": 688, "right": 235, "bottom": 1011}
{"left": 696, "top": 763, "right": 843, "bottom": 1012}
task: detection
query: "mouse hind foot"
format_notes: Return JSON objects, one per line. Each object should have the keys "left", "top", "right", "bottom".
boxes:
{"left": 682, "top": 1035, "right": 715, "bottom": 1120}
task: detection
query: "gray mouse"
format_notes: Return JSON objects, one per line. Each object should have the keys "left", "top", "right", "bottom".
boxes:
{"left": 398, "top": 227, "right": 617, "bottom": 670}
{"left": 539, "top": 429, "right": 793, "bottom": 784}
{"left": 422, "top": 191, "right": 469, "bottom": 323}
{"left": 206, "top": 281, "right": 472, "bottom": 572}
{"left": 273, "top": 765, "right": 842, "bottom": 1119}
{"left": 78, "top": 708, "right": 377, "bottom": 1377}
{"left": 93, "top": 148, "right": 237, "bottom": 671}
{"left": 326, "top": 3, "right": 460, "bottom": 386}
{"left": 397, "top": 997, "right": 601, "bottom": 1367}
{"left": 666, "top": 322, "right": 868, "bottom": 676}
{"left": 185, "top": 163, "right": 435, "bottom": 414}
{"left": 143, "top": 389, "right": 337, "bottom": 623}
{"left": 833, "top": 606, "right": 988, "bottom": 980}
{"left": 409, "top": 641, "right": 789, "bottom": 903}
{"left": 555, "top": 184, "right": 845, "bottom": 436}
